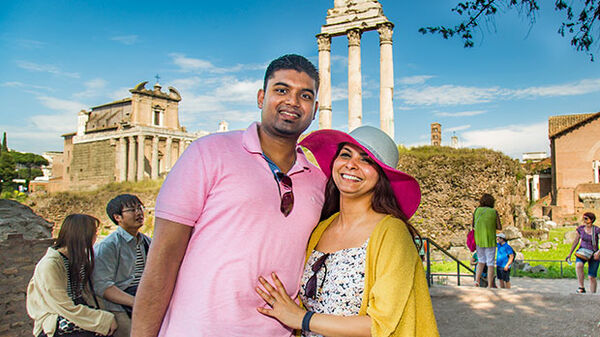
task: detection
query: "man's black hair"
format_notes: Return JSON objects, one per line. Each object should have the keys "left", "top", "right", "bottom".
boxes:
{"left": 106, "top": 194, "right": 143, "bottom": 225}
{"left": 263, "top": 54, "right": 319, "bottom": 92}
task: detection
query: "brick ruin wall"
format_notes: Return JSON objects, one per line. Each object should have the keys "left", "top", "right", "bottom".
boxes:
{"left": 0, "top": 234, "right": 53, "bottom": 337}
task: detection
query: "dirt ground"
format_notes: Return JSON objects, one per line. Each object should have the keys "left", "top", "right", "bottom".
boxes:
{"left": 430, "top": 277, "right": 600, "bottom": 337}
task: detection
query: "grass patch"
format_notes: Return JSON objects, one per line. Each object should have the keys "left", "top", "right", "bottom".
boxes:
{"left": 429, "top": 226, "right": 582, "bottom": 279}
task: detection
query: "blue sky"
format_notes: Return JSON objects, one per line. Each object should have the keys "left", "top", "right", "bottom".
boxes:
{"left": 1, "top": 0, "right": 599, "bottom": 158}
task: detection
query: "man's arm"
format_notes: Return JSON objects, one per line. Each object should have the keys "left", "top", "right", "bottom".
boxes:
{"left": 131, "top": 218, "right": 192, "bottom": 337}
{"left": 102, "top": 285, "right": 135, "bottom": 307}
{"left": 505, "top": 253, "right": 515, "bottom": 271}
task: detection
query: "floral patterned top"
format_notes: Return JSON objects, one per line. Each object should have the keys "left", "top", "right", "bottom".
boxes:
{"left": 298, "top": 239, "right": 368, "bottom": 337}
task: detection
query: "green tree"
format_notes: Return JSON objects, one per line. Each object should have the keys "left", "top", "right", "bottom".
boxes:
{"left": 419, "top": 0, "right": 600, "bottom": 61}
{"left": 9, "top": 151, "right": 49, "bottom": 186}
{"left": 0, "top": 152, "right": 17, "bottom": 194}
{"left": 1, "top": 132, "right": 6, "bottom": 153}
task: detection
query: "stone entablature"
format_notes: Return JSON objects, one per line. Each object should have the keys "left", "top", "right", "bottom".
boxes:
{"left": 322, "top": 0, "right": 389, "bottom": 36}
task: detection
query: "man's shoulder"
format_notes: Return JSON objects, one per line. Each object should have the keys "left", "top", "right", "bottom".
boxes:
{"left": 95, "top": 231, "right": 121, "bottom": 251}
{"left": 190, "top": 129, "right": 245, "bottom": 149}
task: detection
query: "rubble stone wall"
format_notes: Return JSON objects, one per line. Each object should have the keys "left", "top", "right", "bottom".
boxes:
{"left": 0, "top": 234, "right": 53, "bottom": 337}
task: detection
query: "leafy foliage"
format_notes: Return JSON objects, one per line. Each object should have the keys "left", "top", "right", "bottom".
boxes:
{"left": 419, "top": 0, "right": 600, "bottom": 61}
{"left": 0, "top": 152, "right": 17, "bottom": 193}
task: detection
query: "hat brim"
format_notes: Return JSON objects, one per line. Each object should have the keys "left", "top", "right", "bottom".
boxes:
{"left": 300, "top": 129, "right": 421, "bottom": 219}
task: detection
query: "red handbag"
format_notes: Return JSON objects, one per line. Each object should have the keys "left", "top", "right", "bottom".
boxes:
{"left": 466, "top": 230, "right": 476, "bottom": 252}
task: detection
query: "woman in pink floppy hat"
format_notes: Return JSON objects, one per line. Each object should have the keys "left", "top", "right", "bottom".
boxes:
{"left": 256, "top": 126, "right": 438, "bottom": 336}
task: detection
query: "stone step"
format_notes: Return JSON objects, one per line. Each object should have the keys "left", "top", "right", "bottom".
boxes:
{"left": 430, "top": 285, "right": 600, "bottom": 337}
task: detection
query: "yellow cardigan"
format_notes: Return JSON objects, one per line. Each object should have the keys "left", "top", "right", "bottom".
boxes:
{"left": 305, "top": 214, "right": 439, "bottom": 337}
{"left": 26, "top": 248, "right": 114, "bottom": 337}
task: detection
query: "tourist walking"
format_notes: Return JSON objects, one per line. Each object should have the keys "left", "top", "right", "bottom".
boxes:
{"left": 473, "top": 193, "right": 502, "bottom": 288}
{"left": 255, "top": 126, "right": 439, "bottom": 336}
{"left": 496, "top": 233, "right": 515, "bottom": 289}
{"left": 566, "top": 212, "right": 600, "bottom": 293}
{"left": 26, "top": 214, "right": 118, "bottom": 337}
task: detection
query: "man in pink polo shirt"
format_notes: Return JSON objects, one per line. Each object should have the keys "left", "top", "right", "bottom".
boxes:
{"left": 131, "top": 54, "right": 326, "bottom": 336}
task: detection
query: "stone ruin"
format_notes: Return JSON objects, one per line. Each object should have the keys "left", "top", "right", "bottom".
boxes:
{"left": 0, "top": 199, "right": 53, "bottom": 241}
{"left": 0, "top": 200, "right": 54, "bottom": 337}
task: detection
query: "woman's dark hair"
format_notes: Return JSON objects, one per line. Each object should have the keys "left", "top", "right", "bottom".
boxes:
{"left": 320, "top": 143, "right": 422, "bottom": 250}
{"left": 584, "top": 212, "right": 596, "bottom": 223}
{"left": 479, "top": 193, "right": 495, "bottom": 208}
{"left": 53, "top": 214, "right": 99, "bottom": 291}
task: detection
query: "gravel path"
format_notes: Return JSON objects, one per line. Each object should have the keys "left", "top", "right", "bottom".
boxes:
{"left": 430, "top": 278, "right": 600, "bottom": 337}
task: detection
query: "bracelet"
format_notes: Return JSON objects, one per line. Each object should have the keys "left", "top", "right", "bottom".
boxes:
{"left": 302, "top": 311, "right": 315, "bottom": 332}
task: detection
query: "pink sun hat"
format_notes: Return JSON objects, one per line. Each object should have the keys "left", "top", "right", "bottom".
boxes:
{"left": 300, "top": 126, "right": 421, "bottom": 219}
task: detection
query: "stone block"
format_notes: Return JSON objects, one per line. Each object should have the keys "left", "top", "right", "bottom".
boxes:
{"left": 564, "top": 230, "right": 578, "bottom": 244}
{"left": 510, "top": 238, "right": 525, "bottom": 252}
{"left": 531, "top": 265, "right": 548, "bottom": 273}
{"left": 2, "top": 268, "right": 18, "bottom": 276}
{"left": 503, "top": 226, "right": 522, "bottom": 240}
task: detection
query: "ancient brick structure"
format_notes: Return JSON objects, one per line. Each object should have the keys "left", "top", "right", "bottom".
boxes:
{"left": 431, "top": 123, "right": 441, "bottom": 146}
{"left": 549, "top": 112, "right": 600, "bottom": 219}
{"left": 47, "top": 81, "right": 209, "bottom": 192}
{"left": 0, "top": 234, "right": 53, "bottom": 337}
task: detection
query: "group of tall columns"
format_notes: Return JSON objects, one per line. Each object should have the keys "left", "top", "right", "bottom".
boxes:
{"left": 118, "top": 135, "right": 190, "bottom": 182}
{"left": 317, "top": 22, "right": 395, "bottom": 139}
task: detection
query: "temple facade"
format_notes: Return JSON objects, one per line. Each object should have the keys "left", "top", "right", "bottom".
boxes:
{"left": 51, "top": 81, "right": 208, "bottom": 191}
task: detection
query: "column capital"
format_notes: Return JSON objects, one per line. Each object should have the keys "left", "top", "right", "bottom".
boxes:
{"left": 316, "top": 33, "right": 331, "bottom": 52}
{"left": 347, "top": 29, "right": 362, "bottom": 47}
{"left": 377, "top": 23, "right": 394, "bottom": 45}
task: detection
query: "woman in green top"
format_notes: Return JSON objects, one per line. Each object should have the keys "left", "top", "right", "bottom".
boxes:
{"left": 473, "top": 193, "right": 502, "bottom": 288}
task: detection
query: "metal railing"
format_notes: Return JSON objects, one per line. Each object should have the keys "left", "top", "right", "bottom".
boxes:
{"left": 422, "top": 238, "right": 573, "bottom": 286}
{"left": 423, "top": 237, "right": 479, "bottom": 287}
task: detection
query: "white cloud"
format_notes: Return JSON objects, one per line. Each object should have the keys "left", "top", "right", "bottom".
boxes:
{"left": 331, "top": 85, "right": 347, "bottom": 101}
{"left": 397, "top": 78, "right": 600, "bottom": 106}
{"left": 171, "top": 53, "right": 215, "bottom": 72}
{"left": 1, "top": 81, "right": 52, "bottom": 91}
{"left": 73, "top": 78, "right": 108, "bottom": 99}
{"left": 512, "top": 78, "right": 600, "bottom": 98}
{"left": 446, "top": 124, "right": 471, "bottom": 132}
{"left": 36, "top": 96, "right": 86, "bottom": 113}
{"left": 460, "top": 122, "right": 549, "bottom": 158}
{"left": 110, "top": 35, "right": 139, "bottom": 45}
{"left": 169, "top": 53, "right": 265, "bottom": 74}
{"left": 435, "top": 110, "right": 487, "bottom": 117}
{"left": 214, "top": 79, "right": 261, "bottom": 103}
{"left": 16, "top": 60, "right": 79, "bottom": 78}
{"left": 398, "top": 75, "right": 434, "bottom": 85}
{"left": 398, "top": 85, "right": 502, "bottom": 106}
{"left": 109, "top": 87, "right": 131, "bottom": 101}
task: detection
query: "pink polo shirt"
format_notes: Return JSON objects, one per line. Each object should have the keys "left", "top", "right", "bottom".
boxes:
{"left": 154, "top": 122, "right": 326, "bottom": 336}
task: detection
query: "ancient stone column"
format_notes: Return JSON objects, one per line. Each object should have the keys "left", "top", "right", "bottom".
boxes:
{"left": 347, "top": 29, "right": 362, "bottom": 131}
{"left": 137, "top": 135, "right": 145, "bottom": 181}
{"left": 119, "top": 137, "right": 127, "bottom": 182}
{"left": 151, "top": 136, "right": 159, "bottom": 180}
{"left": 128, "top": 136, "right": 136, "bottom": 182}
{"left": 378, "top": 23, "right": 394, "bottom": 139}
{"left": 165, "top": 136, "right": 172, "bottom": 172}
{"left": 317, "top": 33, "right": 332, "bottom": 129}
{"left": 178, "top": 139, "right": 185, "bottom": 159}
